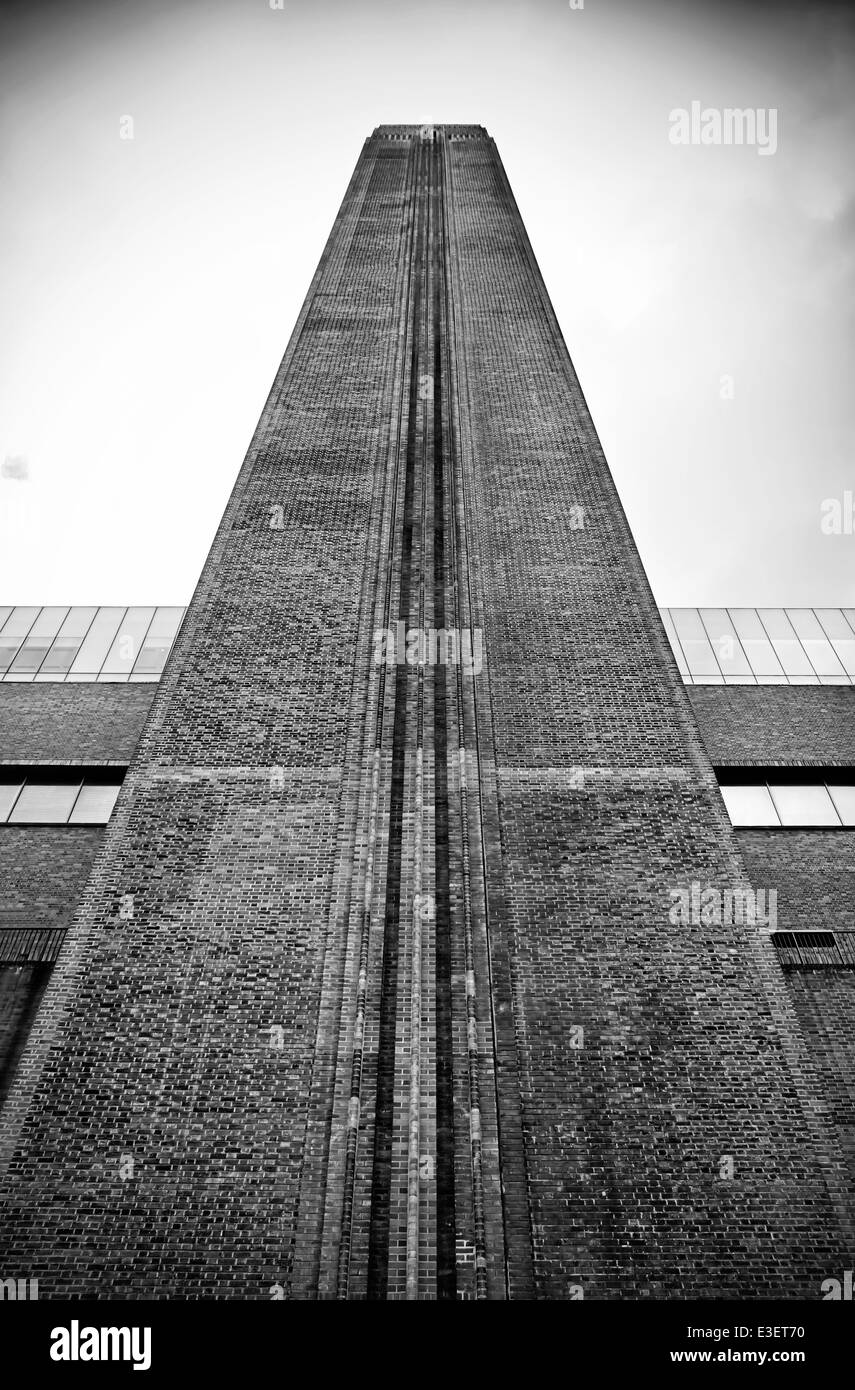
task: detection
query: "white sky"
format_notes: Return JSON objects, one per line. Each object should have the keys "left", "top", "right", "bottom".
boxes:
{"left": 1, "top": 0, "right": 853, "bottom": 605}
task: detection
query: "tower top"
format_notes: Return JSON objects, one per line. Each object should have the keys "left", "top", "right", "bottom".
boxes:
{"left": 371, "top": 124, "right": 489, "bottom": 141}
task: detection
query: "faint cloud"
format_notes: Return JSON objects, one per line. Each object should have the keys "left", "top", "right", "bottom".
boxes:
{"left": 1, "top": 453, "right": 29, "bottom": 480}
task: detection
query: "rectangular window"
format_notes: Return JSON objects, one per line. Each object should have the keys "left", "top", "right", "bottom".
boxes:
{"left": 37, "top": 607, "right": 97, "bottom": 677}
{"left": 99, "top": 607, "right": 155, "bottom": 680}
{"left": 757, "top": 609, "right": 816, "bottom": 678}
{"left": 68, "top": 783, "right": 121, "bottom": 824}
{"left": 0, "top": 607, "right": 40, "bottom": 676}
{"left": 0, "top": 783, "right": 23, "bottom": 820}
{"left": 700, "top": 609, "right": 754, "bottom": 681}
{"left": 5, "top": 607, "right": 69, "bottom": 679}
{"left": 729, "top": 610, "right": 786, "bottom": 680}
{"left": 767, "top": 783, "right": 842, "bottom": 826}
{"left": 827, "top": 785, "right": 855, "bottom": 827}
{"left": 719, "top": 784, "right": 781, "bottom": 827}
{"left": 67, "top": 608, "right": 126, "bottom": 680}
{"left": 660, "top": 609, "right": 689, "bottom": 678}
{"left": 131, "top": 606, "right": 184, "bottom": 678}
{"left": 8, "top": 783, "right": 82, "bottom": 824}
{"left": 671, "top": 608, "right": 722, "bottom": 680}
{"left": 0, "top": 770, "right": 126, "bottom": 824}
{"left": 785, "top": 609, "right": 846, "bottom": 678}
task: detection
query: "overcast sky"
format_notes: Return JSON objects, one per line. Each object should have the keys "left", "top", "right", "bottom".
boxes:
{"left": 1, "top": 0, "right": 853, "bottom": 605}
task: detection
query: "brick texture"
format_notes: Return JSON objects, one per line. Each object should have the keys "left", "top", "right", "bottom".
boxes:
{"left": 737, "top": 831, "right": 855, "bottom": 936}
{"left": 0, "top": 828, "right": 105, "bottom": 933}
{"left": 688, "top": 685, "right": 855, "bottom": 766}
{"left": 691, "top": 684, "right": 855, "bottom": 1259}
{"left": 782, "top": 971, "right": 855, "bottom": 1199}
{"left": 0, "top": 126, "right": 851, "bottom": 1300}
{"left": 0, "top": 684, "right": 155, "bottom": 764}
{"left": 0, "top": 965, "right": 52, "bottom": 1110}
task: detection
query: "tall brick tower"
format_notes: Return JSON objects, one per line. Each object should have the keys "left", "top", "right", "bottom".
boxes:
{"left": 0, "top": 124, "right": 851, "bottom": 1300}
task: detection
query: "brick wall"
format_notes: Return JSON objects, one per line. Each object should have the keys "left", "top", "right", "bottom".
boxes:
{"left": 737, "top": 831, "right": 855, "bottom": 935}
{"left": 0, "top": 684, "right": 155, "bottom": 764}
{"left": 688, "top": 685, "right": 855, "bottom": 766}
{"left": 736, "top": 828, "right": 855, "bottom": 1215}
{"left": 783, "top": 970, "right": 855, "bottom": 1204}
{"left": 0, "top": 684, "right": 144, "bottom": 1111}
{"left": 0, "top": 965, "right": 52, "bottom": 1110}
{"left": 692, "top": 687, "right": 855, "bottom": 1258}
{"left": 0, "top": 828, "right": 105, "bottom": 933}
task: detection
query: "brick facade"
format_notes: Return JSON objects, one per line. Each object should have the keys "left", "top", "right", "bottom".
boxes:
{"left": 688, "top": 685, "right": 855, "bottom": 766}
{"left": 689, "top": 678, "right": 855, "bottom": 1239}
{"left": 0, "top": 828, "right": 105, "bottom": 934}
{"left": 0, "top": 681, "right": 144, "bottom": 1135}
{"left": 0, "top": 684, "right": 155, "bottom": 764}
{"left": 0, "top": 125, "right": 851, "bottom": 1299}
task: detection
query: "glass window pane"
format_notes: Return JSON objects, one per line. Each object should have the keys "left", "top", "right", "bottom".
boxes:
{"left": 815, "top": 609, "right": 853, "bottom": 639}
{"left": 719, "top": 784, "right": 780, "bottom": 827}
{"left": 68, "top": 783, "right": 121, "bottom": 824}
{"left": 785, "top": 608, "right": 824, "bottom": 639}
{"left": 681, "top": 641, "right": 720, "bottom": 675}
{"left": 828, "top": 786, "right": 855, "bottom": 827}
{"left": 814, "top": 611, "right": 855, "bottom": 676}
{"left": 670, "top": 608, "right": 705, "bottom": 639}
{"left": 670, "top": 609, "right": 721, "bottom": 677}
{"left": 0, "top": 607, "right": 12, "bottom": 632}
{"left": 756, "top": 609, "right": 815, "bottom": 677}
{"left": 729, "top": 609, "right": 785, "bottom": 678}
{"left": 786, "top": 609, "right": 846, "bottom": 676}
{"left": 0, "top": 606, "right": 40, "bottom": 675}
{"left": 0, "top": 783, "right": 23, "bottom": 821}
{"left": 768, "top": 784, "right": 841, "bottom": 827}
{"left": 68, "top": 607, "right": 125, "bottom": 678}
{"left": 801, "top": 643, "right": 845, "bottom": 677}
{"left": 99, "top": 607, "right": 155, "bottom": 677}
{"left": 660, "top": 609, "right": 690, "bottom": 678}
{"left": 0, "top": 605, "right": 40, "bottom": 636}
{"left": 8, "top": 783, "right": 81, "bottom": 824}
{"left": 0, "top": 639, "right": 22, "bottom": 675}
{"left": 700, "top": 609, "right": 752, "bottom": 677}
{"left": 6, "top": 606, "right": 68, "bottom": 676}
{"left": 131, "top": 606, "right": 184, "bottom": 675}
{"left": 38, "top": 607, "right": 97, "bottom": 676}
{"left": 756, "top": 608, "right": 794, "bottom": 639}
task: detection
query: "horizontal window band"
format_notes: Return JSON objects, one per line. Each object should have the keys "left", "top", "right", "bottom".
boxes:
{"left": 735, "top": 825, "right": 855, "bottom": 832}
{"left": 716, "top": 765, "right": 855, "bottom": 785}
{"left": 771, "top": 932, "right": 837, "bottom": 949}
{"left": 0, "top": 927, "right": 66, "bottom": 963}
{"left": 0, "top": 764, "right": 128, "bottom": 784}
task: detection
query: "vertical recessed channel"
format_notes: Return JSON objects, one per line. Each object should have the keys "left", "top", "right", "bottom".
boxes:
{"left": 432, "top": 134, "right": 457, "bottom": 1301}
{"left": 367, "top": 140, "right": 428, "bottom": 1299}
